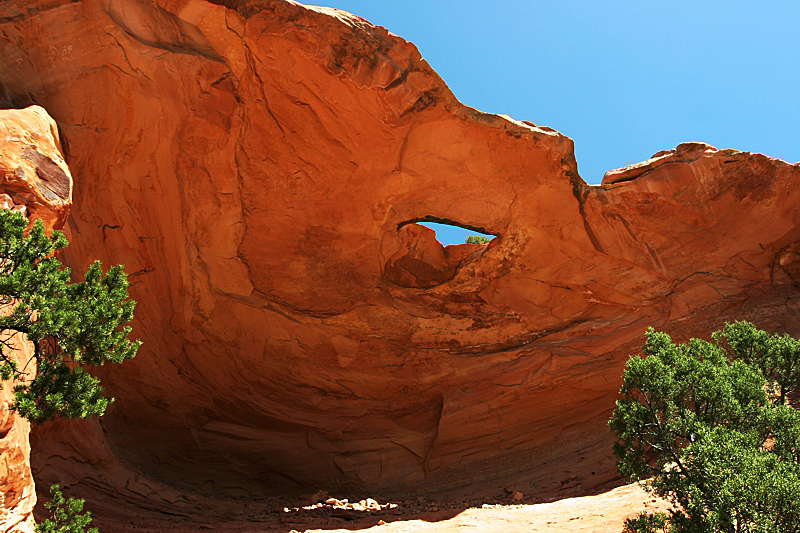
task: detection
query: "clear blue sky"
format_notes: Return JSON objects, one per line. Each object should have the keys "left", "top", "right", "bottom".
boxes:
{"left": 322, "top": 1, "right": 799, "bottom": 245}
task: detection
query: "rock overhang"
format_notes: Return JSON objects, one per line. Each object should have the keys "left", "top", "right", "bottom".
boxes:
{"left": 0, "top": 0, "right": 797, "bottom": 508}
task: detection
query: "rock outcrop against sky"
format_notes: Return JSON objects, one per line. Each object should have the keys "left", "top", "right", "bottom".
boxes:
{"left": 0, "top": 0, "right": 799, "bottom": 527}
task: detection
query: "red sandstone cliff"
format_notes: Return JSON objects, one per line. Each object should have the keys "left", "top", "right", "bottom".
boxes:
{"left": 0, "top": 1, "right": 798, "bottom": 529}
{"left": 0, "top": 106, "right": 73, "bottom": 533}
{"left": 0, "top": 328, "right": 35, "bottom": 533}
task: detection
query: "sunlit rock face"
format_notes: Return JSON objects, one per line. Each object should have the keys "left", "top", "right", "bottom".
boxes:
{"left": 0, "top": 328, "right": 36, "bottom": 533}
{"left": 0, "top": 107, "right": 72, "bottom": 230}
{"left": 0, "top": 0, "right": 798, "bottom": 505}
{"left": 0, "top": 105, "right": 73, "bottom": 533}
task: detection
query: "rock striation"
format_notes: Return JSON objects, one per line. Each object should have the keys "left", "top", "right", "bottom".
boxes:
{"left": 0, "top": 1, "right": 798, "bottom": 525}
{"left": 0, "top": 106, "right": 73, "bottom": 533}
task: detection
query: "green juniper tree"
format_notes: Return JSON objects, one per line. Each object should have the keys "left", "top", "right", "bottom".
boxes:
{"left": 35, "top": 485, "right": 98, "bottom": 533}
{"left": 609, "top": 322, "right": 800, "bottom": 533}
{"left": 0, "top": 208, "right": 140, "bottom": 531}
{"left": 465, "top": 235, "right": 491, "bottom": 245}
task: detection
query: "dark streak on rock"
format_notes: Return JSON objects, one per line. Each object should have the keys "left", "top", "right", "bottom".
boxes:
{"left": 22, "top": 147, "right": 70, "bottom": 201}
{"left": 564, "top": 156, "right": 605, "bottom": 254}
{"left": 402, "top": 91, "right": 435, "bottom": 116}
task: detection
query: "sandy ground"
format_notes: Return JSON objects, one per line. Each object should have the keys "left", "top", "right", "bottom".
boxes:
{"left": 294, "top": 483, "right": 673, "bottom": 533}
{"left": 81, "top": 481, "right": 670, "bottom": 533}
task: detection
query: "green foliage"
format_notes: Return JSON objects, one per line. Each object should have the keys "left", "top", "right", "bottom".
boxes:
{"left": 713, "top": 321, "right": 800, "bottom": 405}
{"left": 35, "top": 484, "right": 98, "bottom": 533}
{"left": 609, "top": 322, "right": 800, "bottom": 532}
{"left": 465, "top": 235, "right": 491, "bottom": 245}
{"left": 623, "top": 512, "right": 669, "bottom": 533}
{"left": 0, "top": 209, "right": 140, "bottom": 422}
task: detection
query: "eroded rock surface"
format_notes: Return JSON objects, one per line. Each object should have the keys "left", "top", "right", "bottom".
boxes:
{"left": 0, "top": 328, "right": 36, "bottom": 533}
{"left": 0, "top": 1, "right": 798, "bottom": 521}
{"left": 0, "top": 106, "right": 73, "bottom": 533}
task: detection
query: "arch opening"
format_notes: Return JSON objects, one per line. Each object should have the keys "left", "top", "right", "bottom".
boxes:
{"left": 398, "top": 218, "right": 497, "bottom": 247}
{"left": 383, "top": 218, "right": 498, "bottom": 288}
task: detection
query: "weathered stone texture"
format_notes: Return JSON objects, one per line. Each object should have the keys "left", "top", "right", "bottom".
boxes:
{"left": 0, "top": 105, "right": 73, "bottom": 533}
{"left": 0, "top": 2, "right": 797, "bottom": 521}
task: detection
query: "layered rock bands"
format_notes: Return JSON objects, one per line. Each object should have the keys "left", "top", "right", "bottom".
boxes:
{"left": 0, "top": 0, "right": 798, "bottom": 527}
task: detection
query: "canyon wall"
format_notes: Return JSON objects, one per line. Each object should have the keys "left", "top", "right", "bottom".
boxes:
{"left": 0, "top": 327, "right": 35, "bottom": 533}
{"left": 0, "top": 106, "right": 73, "bottom": 533}
{"left": 0, "top": 0, "right": 798, "bottom": 520}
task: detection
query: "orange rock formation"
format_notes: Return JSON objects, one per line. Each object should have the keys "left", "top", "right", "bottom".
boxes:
{"left": 0, "top": 330, "right": 36, "bottom": 533}
{"left": 0, "top": 1, "right": 798, "bottom": 527}
{"left": 0, "top": 106, "right": 73, "bottom": 533}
